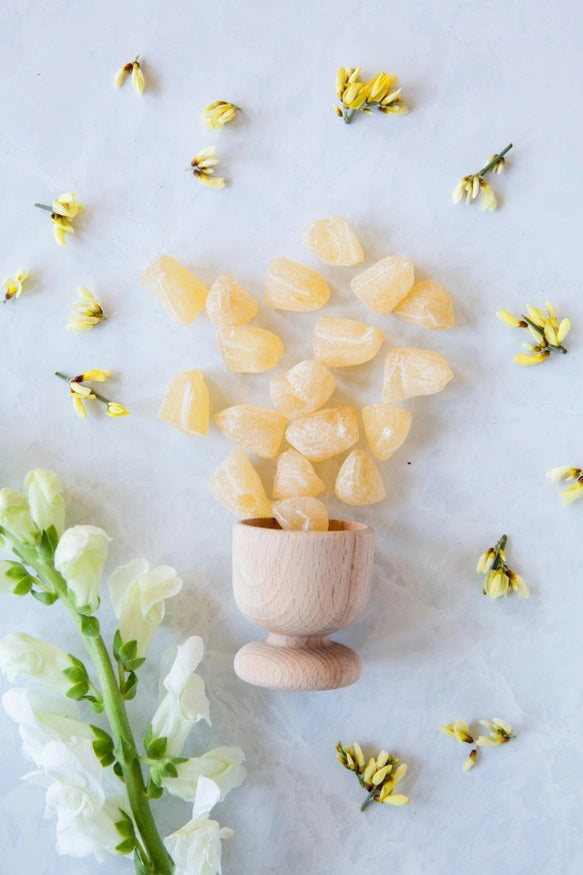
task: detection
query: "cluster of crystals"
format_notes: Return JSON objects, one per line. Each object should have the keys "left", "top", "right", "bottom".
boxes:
{"left": 440, "top": 718, "right": 513, "bottom": 771}
{"left": 336, "top": 741, "right": 409, "bottom": 809}
{"left": 547, "top": 465, "right": 583, "bottom": 506}
{"left": 143, "top": 217, "right": 455, "bottom": 530}
{"left": 452, "top": 144, "right": 512, "bottom": 212}
{"left": 334, "top": 67, "right": 408, "bottom": 124}
{"left": 496, "top": 301, "right": 571, "bottom": 366}
{"left": 476, "top": 534, "right": 529, "bottom": 600}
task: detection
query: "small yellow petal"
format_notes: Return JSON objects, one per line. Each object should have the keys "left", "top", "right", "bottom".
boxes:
{"left": 383, "top": 794, "right": 409, "bottom": 806}
{"left": 106, "top": 402, "right": 129, "bottom": 418}
{"left": 81, "top": 369, "right": 110, "bottom": 382}
{"left": 496, "top": 309, "right": 522, "bottom": 328}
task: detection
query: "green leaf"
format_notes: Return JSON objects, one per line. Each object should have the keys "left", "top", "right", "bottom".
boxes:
{"left": 124, "top": 656, "right": 145, "bottom": 672}
{"left": 13, "top": 578, "right": 32, "bottom": 596}
{"left": 115, "top": 837, "right": 137, "bottom": 855}
{"left": 113, "top": 761, "right": 124, "bottom": 779}
{"left": 93, "top": 739, "right": 114, "bottom": 759}
{"left": 122, "top": 672, "right": 138, "bottom": 701}
{"left": 114, "top": 813, "right": 135, "bottom": 839}
{"left": 145, "top": 735, "right": 167, "bottom": 760}
{"left": 161, "top": 760, "right": 178, "bottom": 779}
{"left": 5, "top": 563, "right": 28, "bottom": 581}
{"left": 90, "top": 724, "right": 113, "bottom": 743}
{"left": 63, "top": 665, "right": 87, "bottom": 684}
{"left": 44, "top": 525, "right": 59, "bottom": 553}
{"left": 31, "top": 590, "right": 58, "bottom": 606}
{"left": 77, "top": 602, "right": 95, "bottom": 617}
{"left": 86, "top": 696, "right": 104, "bottom": 714}
{"left": 66, "top": 682, "right": 89, "bottom": 701}
{"left": 113, "top": 629, "right": 123, "bottom": 661}
{"left": 39, "top": 529, "right": 56, "bottom": 560}
{"left": 146, "top": 775, "right": 164, "bottom": 798}
{"left": 119, "top": 639, "right": 138, "bottom": 661}
{"left": 80, "top": 615, "right": 100, "bottom": 638}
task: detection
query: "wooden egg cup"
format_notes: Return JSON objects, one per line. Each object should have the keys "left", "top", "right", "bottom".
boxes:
{"left": 232, "top": 518, "right": 374, "bottom": 691}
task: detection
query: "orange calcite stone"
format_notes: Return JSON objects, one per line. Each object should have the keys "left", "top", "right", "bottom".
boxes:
{"left": 285, "top": 407, "right": 359, "bottom": 462}
{"left": 362, "top": 403, "right": 412, "bottom": 461}
{"left": 302, "top": 216, "right": 364, "bottom": 266}
{"left": 273, "top": 497, "right": 329, "bottom": 532}
{"left": 272, "top": 449, "right": 325, "bottom": 499}
{"left": 350, "top": 256, "right": 414, "bottom": 314}
{"left": 393, "top": 278, "right": 455, "bottom": 330}
{"left": 266, "top": 257, "right": 330, "bottom": 311}
{"left": 270, "top": 359, "right": 335, "bottom": 420}
{"left": 217, "top": 326, "right": 284, "bottom": 373}
{"left": 208, "top": 448, "right": 272, "bottom": 518}
{"left": 313, "top": 315, "right": 384, "bottom": 367}
{"left": 158, "top": 370, "right": 209, "bottom": 436}
{"left": 206, "top": 275, "right": 259, "bottom": 326}
{"left": 141, "top": 256, "right": 207, "bottom": 324}
{"left": 214, "top": 405, "right": 286, "bottom": 459}
{"left": 335, "top": 449, "right": 386, "bottom": 506}
{"left": 383, "top": 348, "right": 453, "bottom": 402}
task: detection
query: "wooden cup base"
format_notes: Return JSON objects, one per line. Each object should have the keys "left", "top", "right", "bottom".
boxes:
{"left": 233, "top": 634, "right": 361, "bottom": 691}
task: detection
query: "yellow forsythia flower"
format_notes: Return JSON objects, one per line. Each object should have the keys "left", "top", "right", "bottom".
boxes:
{"left": 66, "top": 287, "right": 106, "bottom": 331}
{"left": 114, "top": 56, "right": 145, "bottom": 94}
{"left": 2, "top": 269, "right": 28, "bottom": 303}
{"left": 190, "top": 147, "right": 226, "bottom": 189}
{"left": 547, "top": 466, "right": 583, "bottom": 506}
{"left": 202, "top": 101, "right": 240, "bottom": 130}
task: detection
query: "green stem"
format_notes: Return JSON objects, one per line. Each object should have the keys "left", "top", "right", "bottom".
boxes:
{"left": 12, "top": 541, "right": 173, "bottom": 875}
{"left": 478, "top": 143, "right": 513, "bottom": 177}
{"left": 34, "top": 203, "right": 53, "bottom": 212}
{"left": 54, "top": 371, "right": 113, "bottom": 405}
{"left": 522, "top": 316, "right": 568, "bottom": 354}
{"left": 492, "top": 534, "right": 507, "bottom": 571}
{"left": 343, "top": 108, "right": 356, "bottom": 124}
{"left": 360, "top": 785, "right": 378, "bottom": 811}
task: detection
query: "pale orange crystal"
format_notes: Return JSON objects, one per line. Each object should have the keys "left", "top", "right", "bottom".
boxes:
{"left": 217, "top": 326, "right": 284, "bottom": 373}
{"left": 273, "top": 497, "right": 329, "bottom": 532}
{"left": 313, "top": 315, "right": 384, "bottom": 367}
{"left": 214, "top": 405, "right": 286, "bottom": 458}
{"left": 158, "top": 370, "right": 209, "bottom": 437}
{"left": 141, "top": 256, "right": 207, "bottom": 325}
{"left": 362, "top": 403, "right": 412, "bottom": 461}
{"left": 208, "top": 448, "right": 272, "bottom": 518}
{"left": 335, "top": 449, "right": 386, "bottom": 506}
{"left": 302, "top": 216, "right": 364, "bottom": 266}
{"left": 393, "top": 278, "right": 455, "bottom": 330}
{"left": 285, "top": 407, "right": 359, "bottom": 462}
{"left": 206, "top": 274, "right": 259, "bottom": 326}
{"left": 272, "top": 449, "right": 325, "bottom": 499}
{"left": 266, "top": 257, "right": 330, "bottom": 311}
{"left": 350, "top": 256, "right": 414, "bottom": 315}
{"left": 270, "top": 359, "right": 335, "bottom": 420}
{"left": 382, "top": 348, "right": 453, "bottom": 402}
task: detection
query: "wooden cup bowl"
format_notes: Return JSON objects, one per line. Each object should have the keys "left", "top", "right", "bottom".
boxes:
{"left": 232, "top": 518, "right": 374, "bottom": 691}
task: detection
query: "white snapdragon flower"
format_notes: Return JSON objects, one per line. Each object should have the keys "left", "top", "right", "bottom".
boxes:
{"left": 0, "top": 633, "right": 73, "bottom": 693}
{"left": 151, "top": 636, "right": 210, "bottom": 756}
{"left": 39, "top": 738, "right": 126, "bottom": 861}
{"left": 163, "top": 746, "right": 246, "bottom": 803}
{"left": 164, "top": 777, "right": 233, "bottom": 875}
{"left": 24, "top": 469, "right": 65, "bottom": 537}
{"left": 0, "top": 488, "right": 38, "bottom": 543}
{"left": 54, "top": 525, "right": 110, "bottom": 611}
{"left": 109, "top": 558, "right": 183, "bottom": 656}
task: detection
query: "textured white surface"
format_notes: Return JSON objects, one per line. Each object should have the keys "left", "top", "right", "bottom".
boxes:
{"left": 1, "top": 1, "right": 583, "bottom": 873}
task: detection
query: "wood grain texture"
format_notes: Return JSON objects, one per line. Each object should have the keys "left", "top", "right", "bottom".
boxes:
{"left": 232, "top": 518, "right": 374, "bottom": 690}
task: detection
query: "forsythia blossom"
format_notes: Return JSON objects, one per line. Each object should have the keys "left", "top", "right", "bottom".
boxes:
{"left": 452, "top": 144, "right": 512, "bottom": 212}
{"left": 54, "top": 525, "right": 111, "bottom": 612}
{"left": 55, "top": 370, "right": 129, "bottom": 420}
{"left": 476, "top": 718, "right": 513, "bottom": 747}
{"left": 497, "top": 301, "right": 571, "bottom": 366}
{"left": 202, "top": 101, "right": 240, "bottom": 130}
{"left": 109, "top": 558, "right": 184, "bottom": 656}
{"left": 335, "top": 66, "right": 408, "bottom": 123}
{"left": 114, "top": 55, "right": 145, "bottom": 95}
{"left": 2, "top": 268, "right": 28, "bottom": 303}
{"left": 336, "top": 741, "right": 409, "bottom": 809}
{"left": 66, "top": 287, "right": 106, "bottom": 331}
{"left": 190, "top": 147, "right": 227, "bottom": 189}
{"left": 441, "top": 717, "right": 514, "bottom": 769}
{"left": 476, "top": 534, "right": 529, "bottom": 600}
{"left": 547, "top": 465, "right": 583, "bottom": 506}
{"left": 150, "top": 636, "right": 210, "bottom": 756}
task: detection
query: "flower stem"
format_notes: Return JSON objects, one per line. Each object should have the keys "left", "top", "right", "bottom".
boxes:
{"left": 478, "top": 144, "right": 513, "bottom": 177}
{"left": 360, "top": 785, "right": 378, "bottom": 811}
{"left": 54, "top": 371, "right": 114, "bottom": 405}
{"left": 34, "top": 203, "right": 53, "bottom": 212}
{"left": 11, "top": 541, "right": 174, "bottom": 875}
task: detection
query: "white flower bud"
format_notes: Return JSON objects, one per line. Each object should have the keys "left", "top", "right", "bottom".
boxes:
{"left": 24, "top": 469, "right": 65, "bottom": 537}
{"left": 54, "top": 525, "right": 110, "bottom": 612}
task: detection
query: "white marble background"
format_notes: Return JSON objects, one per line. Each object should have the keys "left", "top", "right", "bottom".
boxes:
{"left": 1, "top": 0, "right": 582, "bottom": 872}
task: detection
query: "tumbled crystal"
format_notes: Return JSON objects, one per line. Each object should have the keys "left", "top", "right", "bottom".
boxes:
{"left": 141, "top": 256, "right": 207, "bottom": 325}
{"left": 217, "top": 326, "right": 284, "bottom": 373}
{"left": 158, "top": 370, "right": 209, "bottom": 437}
{"left": 272, "top": 449, "right": 326, "bottom": 499}
{"left": 350, "top": 256, "right": 414, "bottom": 314}
{"left": 206, "top": 274, "right": 259, "bottom": 326}
{"left": 302, "top": 216, "right": 364, "bottom": 266}
{"left": 266, "top": 257, "right": 330, "bottom": 311}
{"left": 335, "top": 449, "right": 386, "bottom": 505}
{"left": 362, "top": 403, "right": 412, "bottom": 461}
{"left": 285, "top": 407, "right": 359, "bottom": 462}
{"left": 208, "top": 448, "right": 271, "bottom": 518}
{"left": 273, "top": 497, "right": 329, "bottom": 532}
{"left": 393, "top": 278, "right": 455, "bottom": 330}
{"left": 382, "top": 348, "right": 453, "bottom": 402}
{"left": 214, "top": 405, "right": 286, "bottom": 459}
{"left": 313, "top": 315, "right": 384, "bottom": 367}
{"left": 270, "top": 359, "right": 335, "bottom": 420}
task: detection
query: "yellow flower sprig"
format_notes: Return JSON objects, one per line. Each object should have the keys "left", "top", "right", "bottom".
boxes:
{"left": 334, "top": 66, "right": 408, "bottom": 124}
{"left": 2, "top": 269, "right": 28, "bottom": 303}
{"left": 189, "top": 147, "right": 226, "bottom": 189}
{"left": 336, "top": 741, "right": 409, "bottom": 809}
{"left": 114, "top": 55, "right": 145, "bottom": 95}
{"left": 66, "top": 287, "right": 106, "bottom": 332}
{"left": 202, "top": 101, "right": 240, "bottom": 130}
{"left": 55, "top": 370, "right": 128, "bottom": 420}
{"left": 476, "top": 534, "right": 529, "bottom": 599}
{"left": 440, "top": 718, "right": 513, "bottom": 770}
{"left": 452, "top": 144, "right": 513, "bottom": 211}
{"left": 547, "top": 466, "right": 583, "bottom": 506}
{"left": 497, "top": 301, "right": 570, "bottom": 365}
{"left": 34, "top": 193, "right": 83, "bottom": 247}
